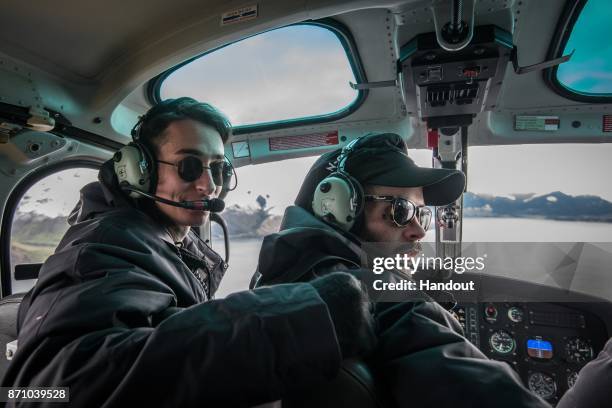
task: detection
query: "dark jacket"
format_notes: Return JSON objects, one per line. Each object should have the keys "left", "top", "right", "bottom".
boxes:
{"left": 254, "top": 205, "right": 552, "bottom": 408}
{"left": 556, "top": 337, "right": 612, "bottom": 408}
{"left": 2, "top": 162, "right": 342, "bottom": 407}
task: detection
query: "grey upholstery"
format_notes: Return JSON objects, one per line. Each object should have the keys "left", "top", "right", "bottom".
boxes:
{"left": 0, "top": 293, "right": 24, "bottom": 382}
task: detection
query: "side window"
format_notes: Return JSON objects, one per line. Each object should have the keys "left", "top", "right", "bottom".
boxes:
{"left": 10, "top": 167, "right": 99, "bottom": 293}
{"left": 212, "top": 156, "right": 317, "bottom": 297}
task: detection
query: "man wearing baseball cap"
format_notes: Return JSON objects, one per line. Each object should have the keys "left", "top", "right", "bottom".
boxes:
{"left": 252, "top": 133, "right": 550, "bottom": 407}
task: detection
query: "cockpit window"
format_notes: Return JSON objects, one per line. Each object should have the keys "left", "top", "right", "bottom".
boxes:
{"left": 10, "top": 167, "right": 99, "bottom": 294}
{"left": 555, "top": 0, "right": 612, "bottom": 96}
{"left": 156, "top": 22, "right": 364, "bottom": 131}
{"left": 464, "top": 143, "right": 612, "bottom": 242}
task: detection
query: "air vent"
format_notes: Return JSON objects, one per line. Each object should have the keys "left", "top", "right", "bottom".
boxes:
{"left": 426, "top": 85, "right": 451, "bottom": 107}
{"left": 426, "top": 84, "right": 479, "bottom": 107}
{"left": 529, "top": 311, "right": 586, "bottom": 329}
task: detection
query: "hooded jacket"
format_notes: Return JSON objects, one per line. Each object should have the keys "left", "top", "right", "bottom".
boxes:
{"left": 2, "top": 161, "right": 342, "bottom": 407}
{"left": 255, "top": 205, "right": 552, "bottom": 408}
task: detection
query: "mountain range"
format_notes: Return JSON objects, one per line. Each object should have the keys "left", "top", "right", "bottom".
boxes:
{"left": 463, "top": 191, "right": 612, "bottom": 222}
{"left": 10, "top": 191, "right": 612, "bottom": 266}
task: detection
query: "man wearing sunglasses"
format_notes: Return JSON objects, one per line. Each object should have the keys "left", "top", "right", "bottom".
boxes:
{"left": 252, "top": 133, "right": 550, "bottom": 407}
{"left": 4, "top": 98, "right": 377, "bottom": 407}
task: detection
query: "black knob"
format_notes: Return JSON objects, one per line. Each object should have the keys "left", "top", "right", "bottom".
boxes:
{"left": 320, "top": 182, "right": 331, "bottom": 193}
{"left": 113, "top": 151, "right": 122, "bottom": 162}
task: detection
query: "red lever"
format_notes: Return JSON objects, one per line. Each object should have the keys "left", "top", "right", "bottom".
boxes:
{"left": 427, "top": 128, "right": 439, "bottom": 149}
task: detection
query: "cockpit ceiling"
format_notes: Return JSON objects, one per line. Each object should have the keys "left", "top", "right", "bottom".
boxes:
{"left": 0, "top": 0, "right": 242, "bottom": 81}
{"left": 0, "top": 0, "right": 417, "bottom": 82}
{"left": 0, "top": 0, "right": 536, "bottom": 87}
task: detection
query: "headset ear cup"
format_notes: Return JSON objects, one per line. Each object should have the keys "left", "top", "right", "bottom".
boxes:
{"left": 218, "top": 159, "right": 234, "bottom": 200}
{"left": 113, "top": 143, "right": 151, "bottom": 197}
{"left": 135, "top": 142, "right": 157, "bottom": 194}
{"left": 311, "top": 136, "right": 369, "bottom": 231}
{"left": 346, "top": 172, "right": 365, "bottom": 234}
{"left": 344, "top": 171, "right": 364, "bottom": 217}
{"left": 312, "top": 171, "right": 359, "bottom": 231}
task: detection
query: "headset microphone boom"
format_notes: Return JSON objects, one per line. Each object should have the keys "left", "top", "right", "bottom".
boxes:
{"left": 119, "top": 186, "right": 225, "bottom": 213}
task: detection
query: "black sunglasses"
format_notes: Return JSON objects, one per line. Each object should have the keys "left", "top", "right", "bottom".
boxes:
{"left": 364, "top": 195, "right": 433, "bottom": 231}
{"left": 158, "top": 156, "right": 234, "bottom": 189}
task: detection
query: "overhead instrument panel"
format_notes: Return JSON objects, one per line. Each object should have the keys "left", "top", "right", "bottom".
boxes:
{"left": 453, "top": 302, "right": 608, "bottom": 406}
{"left": 399, "top": 25, "right": 512, "bottom": 121}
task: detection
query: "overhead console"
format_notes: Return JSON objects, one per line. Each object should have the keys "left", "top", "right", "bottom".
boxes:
{"left": 393, "top": 8, "right": 570, "bottom": 259}
{"left": 396, "top": 25, "right": 516, "bottom": 258}
{"left": 399, "top": 25, "right": 512, "bottom": 122}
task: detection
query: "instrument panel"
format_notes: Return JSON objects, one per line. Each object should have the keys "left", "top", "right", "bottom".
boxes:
{"left": 452, "top": 302, "right": 608, "bottom": 405}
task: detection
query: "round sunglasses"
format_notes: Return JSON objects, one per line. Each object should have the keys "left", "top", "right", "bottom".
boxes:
{"left": 158, "top": 156, "right": 233, "bottom": 188}
{"left": 364, "top": 195, "right": 433, "bottom": 231}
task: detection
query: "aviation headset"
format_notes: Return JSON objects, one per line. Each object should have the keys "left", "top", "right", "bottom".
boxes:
{"left": 312, "top": 138, "right": 366, "bottom": 231}
{"left": 113, "top": 99, "right": 236, "bottom": 200}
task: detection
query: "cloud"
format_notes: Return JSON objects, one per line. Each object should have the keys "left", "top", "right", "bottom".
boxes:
{"left": 17, "top": 168, "right": 99, "bottom": 217}
{"left": 161, "top": 24, "right": 357, "bottom": 126}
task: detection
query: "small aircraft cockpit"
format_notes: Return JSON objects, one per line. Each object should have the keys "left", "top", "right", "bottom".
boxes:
{"left": 0, "top": 0, "right": 611, "bottom": 406}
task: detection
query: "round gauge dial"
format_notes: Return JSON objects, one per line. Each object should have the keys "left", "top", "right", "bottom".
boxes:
{"left": 567, "top": 371, "right": 578, "bottom": 388}
{"left": 507, "top": 306, "right": 524, "bottom": 323}
{"left": 528, "top": 372, "right": 557, "bottom": 400}
{"left": 565, "top": 338, "right": 594, "bottom": 363}
{"left": 489, "top": 330, "right": 515, "bottom": 354}
{"left": 484, "top": 304, "right": 498, "bottom": 323}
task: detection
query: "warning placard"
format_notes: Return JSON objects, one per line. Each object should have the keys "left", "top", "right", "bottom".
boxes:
{"left": 221, "top": 5, "right": 258, "bottom": 26}
{"left": 269, "top": 131, "right": 339, "bottom": 151}
{"left": 603, "top": 115, "right": 612, "bottom": 132}
{"left": 515, "top": 115, "right": 560, "bottom": 131}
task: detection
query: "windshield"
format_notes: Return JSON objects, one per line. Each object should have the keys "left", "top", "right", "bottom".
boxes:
{"left": 215, "top": 143, "right": 612, "bottom": 298}
{"left": 464, "top": 143, "right": 612, "bottom": 241}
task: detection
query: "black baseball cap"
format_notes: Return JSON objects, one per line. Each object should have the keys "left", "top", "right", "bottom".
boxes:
{"left": 295, "top": 133, "right": 466, "bottom": 210}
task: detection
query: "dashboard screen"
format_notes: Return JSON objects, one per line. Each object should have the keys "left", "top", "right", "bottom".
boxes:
{"left": 527, "top": 338, "right": 554, "bottom": 359}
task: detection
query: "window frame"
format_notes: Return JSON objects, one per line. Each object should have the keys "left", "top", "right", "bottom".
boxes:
{"left": 1, "top": 160, "right": 102, "bottom": 296}
{"left": 147, "top": 18, "right": 369, "bottom": 134}
{"left": 543, "top": 0, "right": 612, "bottom": 102}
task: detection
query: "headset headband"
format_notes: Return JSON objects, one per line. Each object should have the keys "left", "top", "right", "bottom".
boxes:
{"left": 335, "top": 138, "right": 360, "bottom": 174}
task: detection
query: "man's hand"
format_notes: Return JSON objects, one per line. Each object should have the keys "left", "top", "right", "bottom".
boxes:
{"left": 309, "top": 272, "right": 377, "bottom": 359}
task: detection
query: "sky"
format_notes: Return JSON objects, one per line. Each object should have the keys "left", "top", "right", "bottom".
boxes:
{"left": 16, "top": 168, "right": 100, "bottom": 217}
{"left": 160, "top": 25, "right": 358, "bottom": 126}
{"left": 15, "top": 17, "right": 612, "bottom": 218}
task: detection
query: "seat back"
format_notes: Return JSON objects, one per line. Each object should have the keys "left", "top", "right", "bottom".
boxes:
{"left": 0, "top": 293, "right": 25, "bottom": 381}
